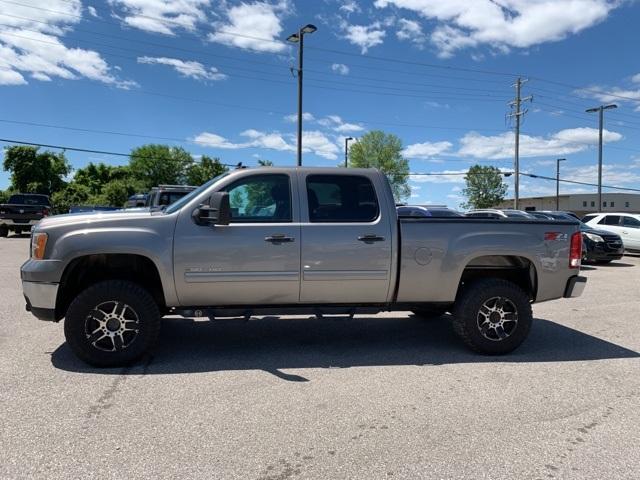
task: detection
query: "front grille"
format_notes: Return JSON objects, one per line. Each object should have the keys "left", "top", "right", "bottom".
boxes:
{"left": 602, "top": 235, "right": 623, "bottom": 249}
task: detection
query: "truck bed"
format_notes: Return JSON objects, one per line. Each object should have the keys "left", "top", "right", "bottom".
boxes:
{"left": 397, "top": 217, "right": 580, "bottom": 303}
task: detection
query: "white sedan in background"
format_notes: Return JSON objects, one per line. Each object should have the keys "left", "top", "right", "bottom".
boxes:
{"left": 582, "top": 213, "right": 640, "bottom": 252}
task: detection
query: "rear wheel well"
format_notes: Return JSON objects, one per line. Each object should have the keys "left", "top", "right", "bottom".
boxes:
{"left": 55, "top": 254, "right": 165, "bottom": 320}
{"left": 457, "top": 255, "right": 537, "bottom": 301}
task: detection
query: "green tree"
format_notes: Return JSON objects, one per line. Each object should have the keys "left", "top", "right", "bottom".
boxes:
{"left": 3, "top": 146, "right": 71, "bottom": 195}
{"left": 98, "top": 179, "right": 138, "bottom": 208}
{"left": 129, "top": 144, "right": 193, "bottom": 189}
{"left": 347, "top": 130, "right": 410, "bottom": 201}
{"left": 74, "top": 162, "right": 130, "bottom": 195}
{"left": 461, "top": 165, "right": 508, "bottom": 209}
{"left": 185, "top": 155, "right": 228, "bottom": 186}
{"left": 50, "top": 183, "right": 93, "bottom": 214}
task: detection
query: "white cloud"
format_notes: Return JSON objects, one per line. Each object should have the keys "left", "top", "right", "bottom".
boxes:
{"left": 208, "top": 1, "right": 288, "bottom": 53}
{"left": 0, "top": 1, "right": 134, "bottom": 88}
{"left": 410, "top": 169, "right": 468, "bottom": 184}
{"left": 87, "top": 6, "right": 99, "bottom": 18}
{"left": 284, "top": 112, "right": 315, "bottom": 122}
{"left": 108, "top": 0, "right": 209, "bottom": 35}
{"left": 339, "top": 1, "right": 361, "bottom": 14}
{"left": 403, "top": 140, "right": 452, "bottom": 159}
{"left": 342, "top": 22, "right": 386, "bottom": 53}
{"left": 396, "top": 18, "right": 426, "bottom": 48}
{"left": 331, "top": 63, "right": 350, "bottom": 75}
{"left": 137, "top": 56, "right": 226, "bottom": 81}
{"left": 576, "top": 80, "right": 640, "bottom": 111}
{"left": 374, "top": 0, "right": 618, "bottom": 58}
{"left": 458, "top": 128, "right": 623, "bottom": 160}
{"left": 317, "top": 115, "right": 365, "bottom": 133}
{"left": 192, "top": 128, "right": 339, "bottom": 160}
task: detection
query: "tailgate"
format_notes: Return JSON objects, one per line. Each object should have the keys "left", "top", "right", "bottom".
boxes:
{"left": 0, "top": 204, "right": 45, "bottom": 222}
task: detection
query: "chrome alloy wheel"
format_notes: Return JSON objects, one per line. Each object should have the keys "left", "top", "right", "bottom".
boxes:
{"left": 476, "top": 296, "right": 519, "bottom": 341}
{"left": 84, "top": 301, "right": 140, "bottom": 352}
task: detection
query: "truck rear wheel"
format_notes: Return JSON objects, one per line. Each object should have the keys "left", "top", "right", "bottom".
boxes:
{"left": 452, "top": 279, "right": 532, "bottom": 355}
{"left": 64, "top": 280, "right": 161, "bottom": 367}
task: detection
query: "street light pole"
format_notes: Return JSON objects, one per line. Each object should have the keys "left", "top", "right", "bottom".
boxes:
{"left": 286, "top": 24, "right": 317, "bottom": 167}
{"left": 586, "top": 104, "right": 617, "bottom": 212}
{"left": 344, "top": 137, "right": 353, "bottom": 167}
{"left": 556, "top": 158, "right": 566, "bottom": 211}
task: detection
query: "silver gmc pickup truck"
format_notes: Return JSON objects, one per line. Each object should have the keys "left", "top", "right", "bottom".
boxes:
{"left": 21, "top": 167, "right": 586, "bottom": 366}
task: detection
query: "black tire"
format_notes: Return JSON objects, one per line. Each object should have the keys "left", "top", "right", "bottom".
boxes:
{"left": 64, "top": 280, "right": 161, "bottom": 367}
{"left": 452, "top": 278, "right": 532, "bottom": 355}
{"left": 0, "top": 225, "right": 8, "bottom": 237}
{"left": 412, "top": 306, "right": 449, "bottom": 319}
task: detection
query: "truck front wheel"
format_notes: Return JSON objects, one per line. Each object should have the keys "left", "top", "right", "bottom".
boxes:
{"left": 452, "top": 279, "right": 532, "bottom": 355}
{"left": 64, "top": 280, "right": 161, "bottom": 367}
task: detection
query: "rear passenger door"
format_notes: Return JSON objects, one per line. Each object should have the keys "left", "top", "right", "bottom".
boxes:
{"left": 597, "top": 215, "right": 622, "bottom": 236}
{"left": 299, "top": 173, "right": 393, "bottom": 303}
{"left": 620, "top": 216, "right": 640, "bottom": 250}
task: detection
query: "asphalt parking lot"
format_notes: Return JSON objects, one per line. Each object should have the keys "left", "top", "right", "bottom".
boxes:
{"left": 1, "top": 236, "right": 640, "bottom": 479}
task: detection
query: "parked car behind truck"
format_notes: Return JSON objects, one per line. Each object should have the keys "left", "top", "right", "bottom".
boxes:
{"left": 21, "top": 167, "right": 586, "bottom": 366}
{"left": 0, "top": 193, "right": 50, "bottom": 237}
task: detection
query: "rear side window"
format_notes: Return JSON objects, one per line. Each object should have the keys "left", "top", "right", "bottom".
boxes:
{"left": 581, "top": 214, "right": 597, "bottom": 223}
{"left": 598, "top": 215, "right": 621, "bottom": 226}
{"left": 307, "top": 175, "right": 379, "bottom": 222}
{"left": 622, "top": 216, "right": 640, "bottom": 227}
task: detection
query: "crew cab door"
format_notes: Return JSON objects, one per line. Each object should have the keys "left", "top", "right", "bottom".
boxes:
{"left": 298, "top": 172, "right": 394, "bottom": 303}
{"left": 620, "top": 215, "right": 640, "bottom": 249}
{"left": 173, "top": 173, "right": 301, "bottom": 306}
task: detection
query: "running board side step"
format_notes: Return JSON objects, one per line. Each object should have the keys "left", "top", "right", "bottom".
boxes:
{"left": 174, "top": 305, "right": 383, "bottom": 320}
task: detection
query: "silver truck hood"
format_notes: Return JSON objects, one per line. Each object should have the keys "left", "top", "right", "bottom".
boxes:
{"left": 38, "top": 210, "right": 155, "bottom": 229}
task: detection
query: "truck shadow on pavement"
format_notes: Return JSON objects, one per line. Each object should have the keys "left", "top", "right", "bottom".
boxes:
{"left": 51, "top": 315, "right": 640, "bottom": 380}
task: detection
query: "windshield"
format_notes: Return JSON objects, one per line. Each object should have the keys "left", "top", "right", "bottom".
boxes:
{"left": 164, "top": 173, "right": 229, "bottom": 214}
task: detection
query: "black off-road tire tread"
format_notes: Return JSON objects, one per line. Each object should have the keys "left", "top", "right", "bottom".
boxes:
{"left": 64, "top": 280, "right": 160, "bottom": 367}
{"left": 452, "top": 278, "right": 532, "bottom": 355}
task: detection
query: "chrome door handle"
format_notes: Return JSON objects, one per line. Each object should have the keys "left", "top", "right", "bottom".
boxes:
{"left": 265, "top": 235, "right": 295, "bottom": 243}
{"left": 357, "top": 234, "right": 385, "bottom": 243}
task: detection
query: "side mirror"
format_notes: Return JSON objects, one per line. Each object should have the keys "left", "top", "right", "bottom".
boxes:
{"left": 192, "top": 192, "right": 231, "bottom": 226}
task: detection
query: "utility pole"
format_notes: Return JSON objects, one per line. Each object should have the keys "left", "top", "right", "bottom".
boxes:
{"left": 286, "top": 24, "right": 317, "bottom": 167}
{"left": 586, "top": 104, "right": 617, "bottom": 212}
{"left": 556, "top": 158, "right": 566, "bottom": 210}
{"left": 344, "top": 137, "right": 353, "bottom": 167}
{"left": 508, "top": 78, "right": 532, "bottom": 210}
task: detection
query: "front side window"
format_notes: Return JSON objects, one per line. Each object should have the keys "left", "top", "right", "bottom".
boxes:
{"left": 225, "top": 174, "right": 292, "bottom": 222}
{"left": 622, "top": 216, "right": 640, "bottom": 228}
{"left": 582, "top": 214, "right": 597, "bottom": 223}
{"left": 598, "top": 215, "right": 621, "bottom": 226}
{"left": 307, "top": 175, "right": 379, "bottom": 222}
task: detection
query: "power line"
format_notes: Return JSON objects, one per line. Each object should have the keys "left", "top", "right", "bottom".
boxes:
{"left": 0, "top": 137, "right": 240, "bottom": 166}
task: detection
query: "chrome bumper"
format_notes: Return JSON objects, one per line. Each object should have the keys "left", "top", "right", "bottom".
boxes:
{"left": 23, "top": 281, "right": 58, "bottom": 321}
{"left": 0, "top": 219, "right": 38, "bottom": 226}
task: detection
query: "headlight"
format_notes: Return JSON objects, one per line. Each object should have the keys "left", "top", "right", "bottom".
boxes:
{"left": 584, "top": 232, "right": 604, "bottom": 243}
{"left": 31, "top": 232, "right": 48, "bottom": 259}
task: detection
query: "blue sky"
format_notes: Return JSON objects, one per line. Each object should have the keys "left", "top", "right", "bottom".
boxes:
{"left": 1, "top": 0, "right": 640, "bottom": 207}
